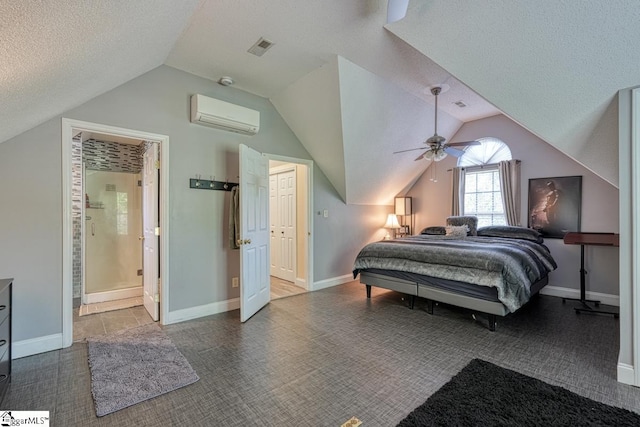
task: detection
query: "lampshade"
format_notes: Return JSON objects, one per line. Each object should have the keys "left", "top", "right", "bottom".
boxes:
{"left": 423, "top": 150, "right": 435, "bottom": 161}
{"left": 434, "top": 149, "right": 448, "bottom": 161}
{"left": 384, "top": 213, "right": 401, "bottom": 229}
{"left": 395, "top": 197, "right": 412, "bottom": 216}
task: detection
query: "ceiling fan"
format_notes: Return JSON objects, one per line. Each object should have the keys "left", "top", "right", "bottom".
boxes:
{"left": 394, "top": 86, "right": 481, "bottom": 161}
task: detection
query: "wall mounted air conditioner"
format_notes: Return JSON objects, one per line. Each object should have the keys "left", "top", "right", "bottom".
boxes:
{"left": 190, "top": 94, "right": 260, "bottom": 135}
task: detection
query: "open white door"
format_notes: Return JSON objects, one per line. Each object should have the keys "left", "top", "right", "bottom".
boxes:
{"left": 239, "top": 144, "right": 270, "bottom": 322}
{"left": 142, "top": 142, "right": 159, "bottom": 321}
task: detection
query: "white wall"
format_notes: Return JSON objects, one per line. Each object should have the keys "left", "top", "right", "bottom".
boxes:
{"left": 407, "top": 114, "right": 619, "bottom": 296}
{"left": 617, "top": 86, "right": 636, "bottom": 381}
{"left": 0, "top": 65, "right": 387, "bottom": 348}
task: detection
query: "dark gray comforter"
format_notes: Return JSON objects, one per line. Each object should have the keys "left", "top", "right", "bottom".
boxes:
{"left": 353, "top": 235, "right": 557, "bottom": 312}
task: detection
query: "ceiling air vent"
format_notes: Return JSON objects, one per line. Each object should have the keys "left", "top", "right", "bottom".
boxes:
{"left": 454, "top": 100, "right": 467, "bottom": 108}
{"left": 248, "top": 37, "right": 275, "bottom": 57}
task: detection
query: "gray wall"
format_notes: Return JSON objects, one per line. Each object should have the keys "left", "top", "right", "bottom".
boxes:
{"left": 0, "top": 65, "right": 386, "bottom": 344}
{"left": 407, "top": 114, "right": 619, "bottom": 295}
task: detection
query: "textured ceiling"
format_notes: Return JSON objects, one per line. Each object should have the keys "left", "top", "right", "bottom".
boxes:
{"left": 3, "top": 0, "right": 630, "bottom": 202}
{"left": 165, "top": 0, "right": 499, "bottom": 122}
{"left": 166, "top": 0, "right": 496, "bottom": 204}
{"left": 0, "top": 0, "right": 200, "bottom": 144}
{"left": 387, "top": 0, "right": 640, "bottom": 187}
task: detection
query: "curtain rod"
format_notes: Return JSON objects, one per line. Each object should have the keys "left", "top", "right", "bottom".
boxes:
{"left": 446, "top": 159, "right": 520, "bottom": 172}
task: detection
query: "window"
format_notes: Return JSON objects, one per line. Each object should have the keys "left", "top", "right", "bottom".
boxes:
{"left": 457, "top": 137, "right": 512, "bottom": 227}
{"left": 116, "top": 192, "right": 128, "bottom": 235}
{"left": 458, "top": 137, "right": 511, "bottom": 167}
{"left": 464, "top": 167, "right": 506, "bottom": 227}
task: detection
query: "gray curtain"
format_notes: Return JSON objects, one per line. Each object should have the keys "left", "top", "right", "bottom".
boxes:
{"left": 451, "top": 167, "right": 466, "bottom": 215}
{"left": 498, "top": 160, "right": 521, "bottom": 226}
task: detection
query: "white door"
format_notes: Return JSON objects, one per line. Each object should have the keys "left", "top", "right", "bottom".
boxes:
{"left": 142, "top": 142, "right": 159, "bottom": 321}
{"left": 239, "top": 144, "right": 270, "bottom": 322}
{"left": 276, "top": 170, "right": 296, "bottom": 282}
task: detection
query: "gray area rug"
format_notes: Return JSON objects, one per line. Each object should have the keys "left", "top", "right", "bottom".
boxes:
{"left": 398, "top": 359, "right": 640, "bottom": 426}
{"left": 87, "top": 323, "right": 199, "bottom": 417}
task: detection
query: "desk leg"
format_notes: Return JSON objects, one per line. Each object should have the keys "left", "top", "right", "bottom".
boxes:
{"left": 563, "top": 244, "right": 618, "bottom": 318}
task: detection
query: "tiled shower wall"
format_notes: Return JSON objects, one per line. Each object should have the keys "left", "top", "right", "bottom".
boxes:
{"left": 72, "top": 136, "right": 82, "bottom": 298}
{"left": 71, "top": 137, "right": 144, "bottom": 299}
{"left": 83, "top": 139, "right": 144, "bottom": 173}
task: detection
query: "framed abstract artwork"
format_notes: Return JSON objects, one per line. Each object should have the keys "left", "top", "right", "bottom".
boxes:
{"left": 528, "top": 176, "right": 582, "bottom": 238}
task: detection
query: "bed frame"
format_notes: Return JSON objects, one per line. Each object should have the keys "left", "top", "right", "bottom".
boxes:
{"left": 360, "top": 271, "right": 549, "bottom": 331}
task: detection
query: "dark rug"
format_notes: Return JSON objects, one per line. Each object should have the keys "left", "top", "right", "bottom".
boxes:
{"left": 398, "top": 359, "right": 640, "bottom": 426}
{"left": 87, "top": 323, "right": 199, "bottom": 417}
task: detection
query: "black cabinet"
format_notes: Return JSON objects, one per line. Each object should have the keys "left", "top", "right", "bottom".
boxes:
{"left": 0, "top": 278, "right": 11, "bottom": 404}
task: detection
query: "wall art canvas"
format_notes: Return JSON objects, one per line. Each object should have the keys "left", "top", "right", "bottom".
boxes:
{"left": 528, "top": 176, "right": 582, "bottom": 238}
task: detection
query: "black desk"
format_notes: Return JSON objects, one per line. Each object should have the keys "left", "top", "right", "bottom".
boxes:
{"left": 563, "top": 232, "right": 619, "bottom": 317}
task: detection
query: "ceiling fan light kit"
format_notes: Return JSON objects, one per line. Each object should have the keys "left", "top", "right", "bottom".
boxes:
{"left": 393, "top": 84, "right": 480, "bottom": 162}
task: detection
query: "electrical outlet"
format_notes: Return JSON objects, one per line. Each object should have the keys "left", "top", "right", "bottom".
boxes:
{"left": 232, "top": 277, "right": 239, "bottom": 288}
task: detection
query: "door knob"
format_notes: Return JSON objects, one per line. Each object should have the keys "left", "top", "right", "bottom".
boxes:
{"left": 139, "top": 236, "right": 145, "bottom": 241}
{"left": 244, "top": 239, "right": 252, "bottom": 244}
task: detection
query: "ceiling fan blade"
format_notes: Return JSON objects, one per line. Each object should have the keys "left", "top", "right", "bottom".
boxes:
{"left": 447, "top": 140, "right": 481, "bottom": 147}
{"left": 393, "top": 147, "right": 427, "bottom": 154}
{"left": 443, "top": 146, "right": 465, "bottom": 157}
{"left": 414, "top": 152, "right": 426, "bottom": 161}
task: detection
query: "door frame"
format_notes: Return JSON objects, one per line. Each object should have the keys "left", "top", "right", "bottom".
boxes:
{"left": 265, "top": 154, "right": 314, "bottom": 291}
{"left": 61, "top": 118, "right": 170, "bottom": 348}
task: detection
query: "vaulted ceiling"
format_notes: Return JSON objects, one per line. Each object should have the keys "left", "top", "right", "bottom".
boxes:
{"left": 2, "top": 1, "right": 636, "bottom": 203}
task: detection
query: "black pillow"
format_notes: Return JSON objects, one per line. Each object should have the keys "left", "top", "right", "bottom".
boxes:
{"left": 477, "top": 226, "right": 544, "bottom": 243}
{"left": 420, "top": 226, "right": 446, "bottom": 235}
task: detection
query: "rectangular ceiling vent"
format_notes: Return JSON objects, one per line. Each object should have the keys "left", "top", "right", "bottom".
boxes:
{"left": 454, "top": 100, "right": 467, "bottom": 108}
{"left": 190, "top": 94, "right": 260, "bottom": 135}
{"left": 248, "top": 37, "right": 275, "bottom": 57}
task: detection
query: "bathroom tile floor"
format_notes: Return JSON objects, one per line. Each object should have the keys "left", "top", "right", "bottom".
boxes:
{"left": 73, "top": 304, "right": 154, "bottom": 342}
{"left": 78, "top": 296, "right": 144, "bottom": 316}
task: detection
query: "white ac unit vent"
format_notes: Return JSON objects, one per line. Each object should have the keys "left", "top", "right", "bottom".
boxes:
{"left": 247, "top": 37, "right": 275, "bottom": 57}
{"left": 190, "top": 94, "right": 260, "bottom": 135}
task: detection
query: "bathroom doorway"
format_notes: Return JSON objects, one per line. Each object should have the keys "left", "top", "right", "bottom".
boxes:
{"left": 62, "top": 119, "right": 169, "bottom": 346}
{"left": 75, "top": 133, "right": 160, "bottom": 336}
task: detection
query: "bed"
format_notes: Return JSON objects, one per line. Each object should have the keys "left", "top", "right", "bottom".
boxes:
{"left": 352, "top": 222, "right": 557, "bottom": 331}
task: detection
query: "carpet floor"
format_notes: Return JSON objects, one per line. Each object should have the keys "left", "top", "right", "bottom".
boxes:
{"left": 5, "top": 281, "right": 640, "bottom": 426}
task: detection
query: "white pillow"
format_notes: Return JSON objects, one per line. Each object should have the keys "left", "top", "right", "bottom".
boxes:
{"left": 445, "top": 225, "right": 469, "bottom": 238}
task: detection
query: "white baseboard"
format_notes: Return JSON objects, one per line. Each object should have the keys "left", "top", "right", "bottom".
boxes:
{"left": 540, "top": 286, "right": 619, "bottom": 307}
{"left": 13, "top": 333, "right": 63, "bottom": 359}
{"left": 312, "top": 273, "right": 354, "bottom": 291}
{"left": 84, "top": 286, "right": 142, "bottom": 304}
{"left": 295, "top": 278, "right": 307, "bottom": 290}
{"left": 617, "top": 362, "right": 636, "bottom": 385}
{"left": 163, "top": 298, "right": 240, "bottom": 325}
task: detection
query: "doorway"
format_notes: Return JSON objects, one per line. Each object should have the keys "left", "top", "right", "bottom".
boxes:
{"left": 62, "top": 119, "right": 170, "bottom": 348}
{"left": 238, "top": 146, "right": 314, "bottom": 322}
{"left": 268, "top": 159, "right": 310, "bottom": 300}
